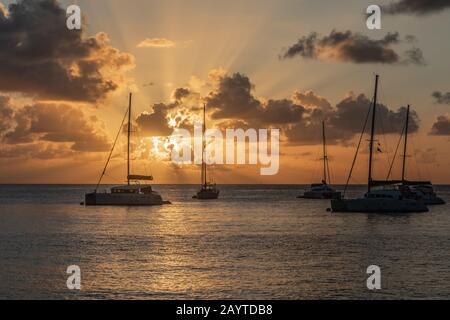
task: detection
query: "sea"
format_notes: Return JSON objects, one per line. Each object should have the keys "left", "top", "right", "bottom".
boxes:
{"left": 0, "top": 184, "right": 449, "bottom": 300}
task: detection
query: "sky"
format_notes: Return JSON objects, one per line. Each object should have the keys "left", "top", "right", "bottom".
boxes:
{"left": 0, "top": 0, "right": 450, "bottom": 184}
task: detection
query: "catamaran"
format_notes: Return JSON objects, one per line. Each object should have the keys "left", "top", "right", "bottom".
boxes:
{"left": 298, "top": 121, "right": 341, "bottom": 199}
{"left": 331, "top": 75, "right": 428, "bottom": 213}
{"left": 84, "top": 93, "right": 168, "bottom": 206}
{"left": 193, "top": 104, "right": 220, "bottom": 200}
{"left": 371, "top": 105, "right": 445, "bottom": 205}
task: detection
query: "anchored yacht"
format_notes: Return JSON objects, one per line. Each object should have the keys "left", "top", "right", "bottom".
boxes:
{"left": 378, "top": 105, "right": 445, "bottom": 205}
{"left": 299, "top": 121, "right": 341, "bottom": 199}
{"left": 408, "top": 183, "right": 445, "bottom": 205}
{"left": 331, "top": 75, "right": 428, "bottom": 213}
{"left": 84, "top": 93, "right": 168, "bottom": 206}
{"left": 193, "top": 103, "right": 220, "bottom": 200}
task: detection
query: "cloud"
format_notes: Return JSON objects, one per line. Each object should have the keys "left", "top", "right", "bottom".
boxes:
{"left": 206, "top": 72, "right": 305, "bottom": 126}
{"left": 293, "top": 90, "right": 332, "bottom": 111}
{"left": 137, "top": 38, "right": 176, "bottom": 48}
{"left": 430, "top": 114, "right": 450, "bottom": 135}
{"left": 383, "top": 0, "right": 450, "bottom": 15}
{"left": 204, "top": 72, "right": 419, "bottom": 144}
{"left": 285, "top": 92, "right": 419, "bottom": 145}
{"left": 0, "top": 142, "right": 75, "bottom": 160}
{"left": 281, "top": 30, "right": 425, "bottom": 65}
{"left": 137, "top": 38, "right": 192, "bottom": 49}
{"left": 136, "top": 104, "right": 175, "bottom": 136}
{"left": 131, "top": 70, "right": 422, "bottom": 149}
{"left": 0, "top": 96, "right": 15, "bottom": 135}
{"left": 172, "top": 87, "right": 192, "bottom": 101}
{"left": 432, "top": 91, "right": 450, "bottom": 104}
{"left": 0, "top": 96, "right": 111, "bottom": 156}
{"left": 136, "top": 87, "right": 200, "bottom": 136}
{"left": 0, "top": 0, "right": 135, "bottom": 103}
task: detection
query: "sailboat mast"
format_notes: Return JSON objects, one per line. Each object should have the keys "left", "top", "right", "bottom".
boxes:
{"left": 402, "top": 105, "right": 410, "bottom": 182}
{"left": 322, "top": 121, "right": 327, "bottom": 184}
{"left": 202, "top": 103, "right": 206, "bottom": 187}
{"left": 368, "top": 74, "right": 379, "bottom": 193}
{"left": 127, "top": 93, "right": 132, "bottom": 186}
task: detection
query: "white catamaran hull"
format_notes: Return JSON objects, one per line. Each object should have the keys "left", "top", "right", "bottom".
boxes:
{"left": 331, "top": 198, "right": 428, "bottom": 213}
{"left": 85, "top": 192, "right": 164, "bottom": 206}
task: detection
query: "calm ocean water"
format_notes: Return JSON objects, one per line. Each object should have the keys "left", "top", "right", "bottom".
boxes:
{"left": 0, "top": 184, "right": 450, "bottom": 300}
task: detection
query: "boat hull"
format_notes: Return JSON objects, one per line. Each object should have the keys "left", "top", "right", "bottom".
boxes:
{"left": 84, "top": 192, "right": 164, "bottom": 206}
{"left": 422, "top": 195, "right": 446, "bottom": 205}
{"left": 194, "top": 190, "right": 220, "bottom": 200}
{"left": 331, "top": 198, "right": 428, "bottom": 213}
{"left": 300, "top": 191, "right": 341, "bottom": 199}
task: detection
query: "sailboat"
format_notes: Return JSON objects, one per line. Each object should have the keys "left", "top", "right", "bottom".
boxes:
{"left": 298, "top": 121, "right": 341, "bottom": 199}
{"left": 331, "top": 75, "right": 428, "bottom": 213}
{"left": 193, "top": 103, "right": 220, "bottom": 200}
{"left": 371, "top": 105, "right": 445, "bottom": 205}
{"left": 84, "top": 93, "right": 168, "bottom": 206}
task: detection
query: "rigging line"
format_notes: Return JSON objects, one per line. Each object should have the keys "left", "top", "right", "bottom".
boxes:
{"left": 95, "top": 106, "right": 129, "bottom": 192}
{"left": 134, "top": 110, "right": 155, "bottom": 179}
{"left": 410, "top": 137, "right": 423, "bottom": 180}
{"left": 311, "top": 148, "right": 320, "bottom": 184}
{"left": 412, "top": 133, "right": 432, "bottom": 181}
{"left": 103, "top": 173, "right": 122, "bottom": 183}
{"left": 375, "top": 81, "right": 392, "bottom": 177}
{"left": 375, "top": 103, "right": 392, "bottom": 177}
{"left": 326, "top": 153, "right": 331, "bottom": 184}
{"left": 327, "top": 156, "right": 333, "bottom": 186}
{"left": 343, "top": 99, "right": 372, "bottom": 197}
{"left": 326, "top": 144, "right": 331, "bottom": 184}
{"left": 386, "top": 121, "right": 406, "bottom": 180}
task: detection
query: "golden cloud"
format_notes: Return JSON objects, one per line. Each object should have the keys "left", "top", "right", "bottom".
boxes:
{"left": 137, "top": 38, "right": 177, "bottom": 48}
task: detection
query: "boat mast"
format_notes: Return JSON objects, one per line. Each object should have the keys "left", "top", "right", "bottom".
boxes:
{"left": 322, "top": 121, "right": 327, "bottom": 184}
{"left": 402, "top": 104, "right": 410, "bottom": 182}
{"left": 368, "top": 74, "right": 379, "bottom": 193}
{"left": 202, "top": 103, "right": 206, "bottom": 187}
{"left": 127, "top": 93, "right": 132, "bottom": 186}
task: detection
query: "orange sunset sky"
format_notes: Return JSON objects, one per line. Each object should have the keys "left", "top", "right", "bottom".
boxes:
{"left": 0, "top": 0, "right": 450, "bottom": 184}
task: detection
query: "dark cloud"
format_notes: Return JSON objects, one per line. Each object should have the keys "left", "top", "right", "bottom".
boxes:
{"left": 432, "top": 91, "right": 450, "bottom": 104}
{"left": 293, "top": 90, "right": 332, "bottom": 111}
{"left": 172, "top": 87, "right": 192, "bottom": 101}
{"left": 383, "top": 0, "right": 450, "bottom": 15}
{"left": 0, "top": 143, "right": 75, "bottom": 159}
{"left": 206, "top": 73, "right": 261, "bottom": 119}
{"left": 136, "top": 103, "right": 174, "bottom": 136}
{"left": 206, "top": 73, "right": 304, "bottom": 126}
{"left": 0, "top": 96, "right": 14, "bottom": 134}
{"left": 0, "top": 0, "right": 134, "bottom": 102}
{"left": 0, "top": 97, "right": 110, "bottom": 153}
{"left": 204, "top": 72, "right": 418, "bottom": 145}
{"left": 135, "top": 85, "right": 199, "bottom": 136}
{"left": 430, "top": 115, "right": 450, "bottom": 135}
{"left": 286, "top": 93, "right": 419, "bottom": 145}
{"left": 259, "top": 99, "right": 305, "bottom": 125}
{"left": 282, "top": 30, "right": 425, "bottom": 65}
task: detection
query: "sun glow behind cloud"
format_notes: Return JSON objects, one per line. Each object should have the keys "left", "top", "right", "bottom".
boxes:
{"left": 1, "top": 0, "right": 450, "bottom": 183}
